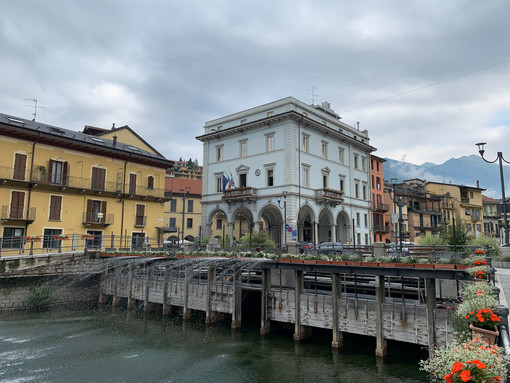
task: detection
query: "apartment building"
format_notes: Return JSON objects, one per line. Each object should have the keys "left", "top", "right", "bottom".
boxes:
{"left": 371, "top": 155, "right": 388, "bottom": 243}
{"left": 0, "top": 113, "right": 173, "bottom": 250}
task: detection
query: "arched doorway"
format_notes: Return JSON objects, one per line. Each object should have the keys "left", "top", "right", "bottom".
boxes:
{"left": 336, "top": 211, "right": 351, "bottom": 243}
{"left": 298, "top": 204, "right": 315, "bottom": 243}
{"left": 259, "top": 203, "right": 283, "bottom": 246}
{"left": 317, "top": 208, "right": 334, "bottom": 243}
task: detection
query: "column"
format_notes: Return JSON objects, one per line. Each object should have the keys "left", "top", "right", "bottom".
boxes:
{"left": 228, "top": 222, "right": 235, "bottom": 245}
{"left": 375, "top": 275, "right": 387, "bottom": 357}
{"left": 330, "top": 224, "right": 337, "bottom": 242}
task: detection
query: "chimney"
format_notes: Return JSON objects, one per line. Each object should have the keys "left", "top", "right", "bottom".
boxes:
{"left": 476, "top": 180, "right": 479, "bottom": 188}
{"left": 112, "top": 123, "right": 116, "bottom": 130}
{"left": 113, "top": 135, "right": 117, "bottom": 147}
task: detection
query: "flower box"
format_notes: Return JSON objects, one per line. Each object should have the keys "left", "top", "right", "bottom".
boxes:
{"left": 469, "top": 323, "right": 499, "bottom": 346}
{"left": 434, "top": 264, "right": 456, "bottom": 269}
{"left": 362, "top": 262, "right": 379, "bottom": 267}
{"left": 278, "top": 258, "right": 292, "bottom": 263}
{"left": 414, "top": 263, "right": 434, "bottom": 269}
{"left": 316, "top": 260, "right": 331, "bottom": 265}
{"left": 455, "top": 264, "right": 470, "bottom": 270}
{"left": 379, "top": 262, "right": 397, "bottom": 268}
{"left": 25, "top": 236, "right": 41, "bottom": 242}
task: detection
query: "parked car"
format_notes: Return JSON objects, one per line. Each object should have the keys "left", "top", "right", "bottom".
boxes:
{"left": 318, "top": 242, "right": 344, "bottom": 255}
{"left": 387, "top": 242, "right": 415, "bottom": 252}
{"left": 298, "top": 242, "right": 314, "bottom": 254}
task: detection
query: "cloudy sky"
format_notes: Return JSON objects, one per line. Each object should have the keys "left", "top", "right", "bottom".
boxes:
{"left": 2, "top": 0, "right": 509, "bottom": 166}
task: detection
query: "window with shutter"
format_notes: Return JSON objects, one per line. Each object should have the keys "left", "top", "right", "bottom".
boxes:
{"left": 91, "top": 167, "right": 106, "bottom": 191}
{"left": 9, "top": 191, "right": 25, "bottom": 218}
{"left": 135, "top": 204, "right": 145, "bottom": 226}
{"left": 13, "top": 153, "right": 27, "bottom": 181}
{"left": 147, "top": 176, "right": 154, "bottom": 190}
{"left": 49, "top": 195, "right": 62, "bottom": 221}
{"left": 129, "top": 174, "right": 137, "bottom": 194}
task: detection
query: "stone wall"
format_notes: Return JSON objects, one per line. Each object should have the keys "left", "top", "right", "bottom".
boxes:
{"left": 0, "top": 275, "right": 100, "bottom": 311}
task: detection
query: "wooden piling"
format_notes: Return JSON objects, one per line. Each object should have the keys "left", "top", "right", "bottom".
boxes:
{"left": 183, "top": 266, "right": 191, "bottom": 320}
{"left": 331, "top": 273, "right": 343, "bottom": 348}
{"left": 205, "top": 266, "right": 216, "bottom": 324}
{"left": 260, "top": 268, "right": 271, "bottom": 335}
{"left": 162, "top": 266, "right": 171, "bottom": 316}
{"left": 375, "top": 275, "right": 387, "bottom": 357}
{"left": 231, "top": 267, "right": 242, "bottom": 329}
{"left": 294, "top": 270, "right": 311, "bottom": 341}
{"left": 127, "top": 266, "right": 135, "bottom": 309}
{"left": 144, "top": 265, "right": 154, "bottom": 313}
{"left": 425, "top": 278, "right": 437, "bottom": 349}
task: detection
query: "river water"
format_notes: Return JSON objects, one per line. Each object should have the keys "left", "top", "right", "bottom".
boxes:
{"left": 0, "top": 309, "right": 428, "bottom": 383}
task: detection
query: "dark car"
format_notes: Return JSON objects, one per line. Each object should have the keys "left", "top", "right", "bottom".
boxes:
{"left": 298, "top": 242, "right": 314, "bottom": 254}
{"left": 318, "top": 242, "right": 344, "bottom": 255}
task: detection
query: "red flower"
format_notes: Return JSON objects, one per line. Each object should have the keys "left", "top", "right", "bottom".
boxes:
{"left": 443, "top": 373, "right": 453, "bottom": 382}
{"left": 452, "top": 362, "right": 464, "bottom": 373}
{"left": 467, "top": 359, "right": 486, "bottom": 369}
{"left": 459, "top": 370, "right": 471, "bottom": 382}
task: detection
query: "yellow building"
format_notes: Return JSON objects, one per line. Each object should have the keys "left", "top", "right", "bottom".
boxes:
{"left": 426, "top": 181, "right": 485, "bottom": 236}
{"left": 163, "top": 178, "right": 202, "bottom": 242}
{"left": 0, "top": 113, "right": 173, "bottom": 253}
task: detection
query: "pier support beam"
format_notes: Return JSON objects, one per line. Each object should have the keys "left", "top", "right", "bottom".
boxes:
{"left": 260, "top": 268, "right": 271, "bottom": 335}
{"left": 425, "top": 278, "right": 437, "bottom": 350}
{"left": 231, "top": 267, "right": 242, "bottom": 329}
{"left": 112, "top": 267, "right": 120, "bottom": 307}
{"left": 294, "top": 270, "right": 311, "bottom": 341}
{"left": 98, "top": 271, "right": 107, "bottom": 307}
{"left": 127, "top": 266, "right": 135, "bottom": 309}
{"left": 144, "top": 265, "right": 155, "bottom": 313}
{"left": 162, "top": 266, "right": 171, "bottom": 316}
{"left": 331, "top": 273, "right": 343, "bottom": 349}
{"left": 183, "top": 266, "right": 192, "bottom": 321}
{"left": 205, "top": 266, "right": 217, "bottom": 324}
{"left": 375, "top": 275, "right": 387, "bottom": 357}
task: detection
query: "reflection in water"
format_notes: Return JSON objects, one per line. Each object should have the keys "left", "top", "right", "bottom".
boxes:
{"left": 0, "top": 309, "right": 428, "bottom": 383}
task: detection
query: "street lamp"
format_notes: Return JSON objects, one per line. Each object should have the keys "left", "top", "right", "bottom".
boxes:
{"left": 389, "top": 178, "right": 406, "bottom": 251}
{"left": 277, "top": 191, "right": 287, "bottom": 250}
{"left": 180, "top": 186, "right": 191, "bottom": 245}
{"left": 476, "top": 142, "right": 509, "bottom": 245}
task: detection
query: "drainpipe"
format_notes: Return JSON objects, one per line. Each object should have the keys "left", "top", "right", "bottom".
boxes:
{"left": 120, "top": 154, "right": 132, "bottom": 248}
{"left": 25, "top": 133, "right": 41, "bottom": 235}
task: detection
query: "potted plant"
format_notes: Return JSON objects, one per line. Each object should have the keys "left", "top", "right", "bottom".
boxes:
{"left": 465, "top": 308, "right": 501, "bottom": 345}
{"left": 361, "top": 256, "right": 379, "bottom": 267}
{"left": 467, "top": 265, "right": 490, "bottom": 282}
{"left": 25, "top": 235, "right": 41, "bottom": 242}
{"left": 420, "top": 338, "right": 506, "bottom": 382}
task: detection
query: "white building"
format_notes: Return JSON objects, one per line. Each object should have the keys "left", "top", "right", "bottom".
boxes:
{"left": 196, "top": 97, "right": 375, "bottom": 247}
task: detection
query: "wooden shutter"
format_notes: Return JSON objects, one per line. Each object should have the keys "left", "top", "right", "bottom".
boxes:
{"left": 13, "top": 154, "right": 27, "bottom": 180}
{"left": 10, "top": 191, "right": 24, "bottom": 218}
{"left": 100, "top": 201, "right": 107, "bottom": 223}
{"left": 147, "top": 176, "right": 154, "bottom": 190}
{"left": 48, "top": 159, "right": 55, "bottom": 184}
{"left": 129, "top": 174, "right": 137, "bottom": 194}
{"left": 86, "top": 199, "right": 93, "bottom": 222}
{"left": 62, "top": 162, "right": 69, "bottom": 185}
{"left": 136, "top": 204, "right": 145, "bottom": 226}
{"left": 49, "top": 195, "right": 62, "bottom": 221}
{"left": 91, "top": 167, "right": 106, "bottom": 190}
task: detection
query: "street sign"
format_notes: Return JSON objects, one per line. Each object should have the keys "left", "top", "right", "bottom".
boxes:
{"left": 391, "top": 213, "right": 398, "bottom": 223}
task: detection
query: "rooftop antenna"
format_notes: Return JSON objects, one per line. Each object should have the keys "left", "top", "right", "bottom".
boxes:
{"left": 23, "top": 98, "right": 46, "bottom": 121}
{"left": 309, "top": 86, "right": 318, "bottom": 106}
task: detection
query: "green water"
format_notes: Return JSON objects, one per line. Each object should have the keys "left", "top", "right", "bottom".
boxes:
{"left": 0, "top": 309, "right": 428, "bottom": 382}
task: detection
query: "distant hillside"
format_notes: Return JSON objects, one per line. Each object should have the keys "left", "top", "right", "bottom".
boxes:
{"left": 382, "top": 155, "right": 510, "bottom": 198}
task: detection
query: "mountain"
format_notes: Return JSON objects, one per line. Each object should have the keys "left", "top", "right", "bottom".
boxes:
{"left": 382, "top": 155, "right": 510, "bottom": 198}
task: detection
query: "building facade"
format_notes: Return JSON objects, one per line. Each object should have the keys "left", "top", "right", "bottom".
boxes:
{"left": 426, "top": 181, "right": 485, "bottom": 237}
{"left": 163, "top": 178, "right": 202, "bottom": 243}
{"left": 197, "top": 97, "right": 375, "bottom": 247}
{"left": 0, "top": 113, "right": 173, "bottom": 251}
{"left": 370, "top": 155, "right": 388, "bottom": 243}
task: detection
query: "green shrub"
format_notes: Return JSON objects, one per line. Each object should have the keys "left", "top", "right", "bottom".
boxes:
{"left": 467, "top": 236, "right": 499, "bottom": 256}
{"left": 26, "top": 285, "right": 54, "bottom": 311}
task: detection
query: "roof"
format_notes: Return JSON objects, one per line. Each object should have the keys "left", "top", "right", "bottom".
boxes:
{"left": 0, "top": 113, "right": 174, "bottom": 169}
{"left": 93, "top": 124, "right": 164, "bottom": 157}
{"left": 165, "top": 177, "right": 202, "bottom": 195}
{"left": 426, "top": 180, "right": 486, "bottom": 191}
{"left": 482, "top": 195, "right": 501, "bottom": 203}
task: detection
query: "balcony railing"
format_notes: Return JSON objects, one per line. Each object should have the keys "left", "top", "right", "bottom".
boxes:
{"left": 373, "top": 202, "right": 389, "bottom": 212}
{"left": 82, "top": 212, "right": 114, "bottom": 226}
{"left": 1, "top": 206, "right": 36, "bottom": 223}
{"left": 135, "top": 215, "right": 146, "bottom": 227}
{"left": 222, "top": 187, "right": 257, "bottom": 202}
{"left": 27, "top": 165, "right": 165, "bottom": 198}
{"left": 316, "top": 188, "right": 344, "bottom": 205}
{"left": 373, "top": 224, "right": 389, "bottom": 233}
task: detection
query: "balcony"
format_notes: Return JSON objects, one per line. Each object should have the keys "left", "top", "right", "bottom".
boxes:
{"left": 222, "top": 187, "right": 257, "bottom": 203}
{"left": 373, "top": 224, "right": 389, "bottom": 233}
{"left": 316, "top": 188, "right": 344, "bottom": 206}
{"left": 1, "top": 206, "right": 36, "bottom": 224}
{"left": 82, "top": 212, "right": 114, "bottom": 226}
{"left": 373, "top": 202, "right": 389, "bottom": 212}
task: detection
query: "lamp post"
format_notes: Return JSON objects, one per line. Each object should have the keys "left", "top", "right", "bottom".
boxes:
{"left": 180, "top": 186, "right": 191, "bottom": 245}
{"left": 277, "top": 191, "right": 288, "bottom": 250}
{"left": 476, "top": 142, "right": 509, "bottom": 245}
{"left": 389, "top": 178, "right": 399, "bottom": 246}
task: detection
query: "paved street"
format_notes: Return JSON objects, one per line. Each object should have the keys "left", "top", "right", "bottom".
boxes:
{"left": 495, "top": 267, "right": 510, "bottom": 309}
